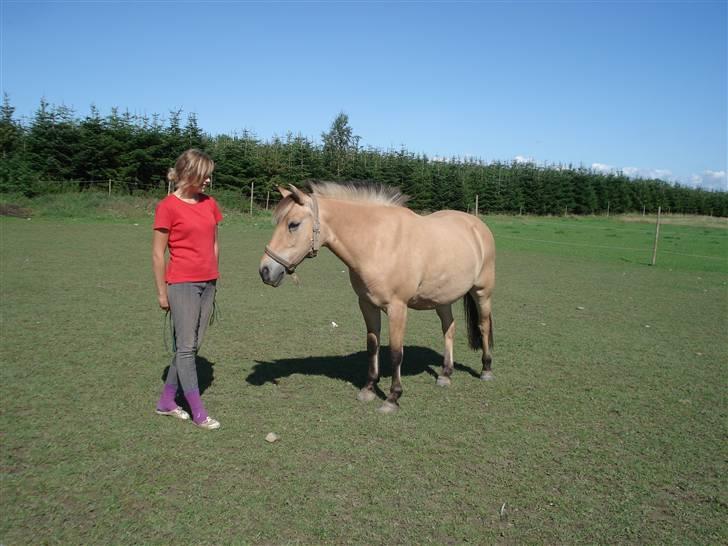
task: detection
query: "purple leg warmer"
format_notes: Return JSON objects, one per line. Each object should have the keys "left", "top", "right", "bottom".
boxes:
{"left": 157, "top": 384, "right": 178, "bottom": 412}
{"left": 184, "top": 389, "right": 208, "bottom": 424}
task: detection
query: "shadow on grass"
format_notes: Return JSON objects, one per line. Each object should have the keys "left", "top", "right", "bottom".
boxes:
{"left": 246, "top": 346, "right": 480, "bottom": 395}
{"left": 161, "top": 356, "right": 216, "bottom": 409}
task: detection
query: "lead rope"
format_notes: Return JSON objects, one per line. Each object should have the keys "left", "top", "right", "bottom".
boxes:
{"left": 162, "top": 309, "right": 176, "bottom": 353}
{"left": 209, "top": 292, "right": 221, "bottom": 326}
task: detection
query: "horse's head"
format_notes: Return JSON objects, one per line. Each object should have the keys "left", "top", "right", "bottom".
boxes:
{"left": 259, "top": 185, "right": 321, "bottom": 287}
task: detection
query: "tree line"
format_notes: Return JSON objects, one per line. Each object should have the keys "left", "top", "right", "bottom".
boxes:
{"left": 1, "top": 96, "right": 726, "bottom": 216}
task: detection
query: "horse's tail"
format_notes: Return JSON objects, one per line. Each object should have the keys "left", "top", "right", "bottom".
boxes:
{"left": 464, "top": 292, "right": 482, "bottom": 350}
{"left": 463, "top": 292, "right": 494, "bottom": 351}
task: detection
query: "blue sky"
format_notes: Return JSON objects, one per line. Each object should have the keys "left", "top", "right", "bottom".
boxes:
{"left": 2, "top": 1, "right": 726, "bottom": 190}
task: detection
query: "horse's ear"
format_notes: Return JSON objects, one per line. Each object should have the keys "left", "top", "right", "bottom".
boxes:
{"left": 278, "top": 186, "right": 291, "bottom": 198}
{"left": 288, "top": 184, "right": 307, "bottom": 205}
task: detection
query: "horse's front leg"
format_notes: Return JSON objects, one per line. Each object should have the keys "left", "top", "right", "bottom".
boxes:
{"left": 357, "top": 298, "right": 381, "bottom": 402}
{"left": 435, "top": 304, "right": 455, "bottom": 387}
{"left": 378, "top": 302, "right": 407, "bottom": 414}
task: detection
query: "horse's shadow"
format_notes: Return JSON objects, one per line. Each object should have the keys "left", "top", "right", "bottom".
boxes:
{"left": 246, "top": 346, "right": 480, "bottom": 397}
{"left": 162, "top": 356, "right": 215, "bottom": 411}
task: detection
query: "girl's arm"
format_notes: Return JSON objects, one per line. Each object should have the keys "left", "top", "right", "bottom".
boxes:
{"left": 152, "top": 228, "right": 170, "bottom": 310}
{"left": 214, "top": 224, "right": 220, "bottom": 272}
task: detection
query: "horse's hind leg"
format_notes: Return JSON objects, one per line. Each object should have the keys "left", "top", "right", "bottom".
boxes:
{"left": 435, "top": 305, "right": 455, "bottom": 387}
{"left": 472, "top": 289, "right": 494, "bottom": 381}
{"left": 357, "top": 298, "right": 381, "bottom": 402}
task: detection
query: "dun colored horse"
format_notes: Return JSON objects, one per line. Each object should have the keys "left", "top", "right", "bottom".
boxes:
{"left": 259, "top": 183, "right": 495, "bottom": 413}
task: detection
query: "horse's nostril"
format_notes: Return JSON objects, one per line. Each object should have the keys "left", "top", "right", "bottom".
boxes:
{"left": 260, "top": 266, "right": 270, "bottom": 281}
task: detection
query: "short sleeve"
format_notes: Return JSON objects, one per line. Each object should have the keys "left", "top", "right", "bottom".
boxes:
{"left": 211, "top": 198, "right": 223, "bottom": 224}
{"left": 153, "top": 199, "right": 172, "bottom": 230}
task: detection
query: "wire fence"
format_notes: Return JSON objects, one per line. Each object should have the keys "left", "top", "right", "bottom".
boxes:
{"left": 9, "top": 180, "right": 726, "bottom": 267}
{"left": 23, "top": 178, "right": 283, "bottom": 210}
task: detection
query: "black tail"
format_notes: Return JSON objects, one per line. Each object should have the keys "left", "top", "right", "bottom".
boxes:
{"left": 463, "top": 292, "right": 494, "bottom": 351}
{"left": 463, "top": 292, "right": 482, "bottom": 350}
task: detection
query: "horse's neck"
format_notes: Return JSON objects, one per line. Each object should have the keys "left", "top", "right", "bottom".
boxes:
{"left": 319, "top": 199, "right": 373, "bottom": 270}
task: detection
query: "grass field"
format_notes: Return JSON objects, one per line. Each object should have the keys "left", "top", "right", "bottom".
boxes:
{"left": 1, "top": 199, "right": 727, "bottom": 544}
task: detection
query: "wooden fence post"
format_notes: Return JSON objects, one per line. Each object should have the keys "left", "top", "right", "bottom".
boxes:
{"left": 250, "top": 182, "right": 254, "bottom": 215}
{"left": 108, "top": 179, "right": 112, "bottom": 197}
{"left": 651, "top": 206, "right": 661, "bottom": 266}
{"left": 266, "top": 191, "right": 270, "bottom": 211}
{"left": 475, "top": 194, "right": 479, "bottom": 217}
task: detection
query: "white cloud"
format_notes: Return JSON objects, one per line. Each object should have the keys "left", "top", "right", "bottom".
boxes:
{"left": 590, "top": 163, "right": 674, "bottom": 180}
{"left": 621, "top": 166, "right": 673, "bottom": 180}
{"left": 685, "top": 170, "right": 727, "bottom": 191}
{"left": 500, "top": 156, "right": 725, "bottom": 192}
{"left": 587, "top": 164, "right": 728, "bottom": 191}
{"left": 514, "top": 155, "right": 534, "bottom": 164}
{"left": 591, "top": 162, "right": 614, "bottom": 173}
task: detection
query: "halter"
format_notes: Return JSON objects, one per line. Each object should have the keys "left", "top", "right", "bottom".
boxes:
{"left": 264, "top": 193, "right": 321, "bottom": 274}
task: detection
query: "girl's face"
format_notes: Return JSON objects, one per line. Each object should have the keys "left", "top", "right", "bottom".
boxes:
{"left": 195, "top": 176, "right": 211, "bottom": 193}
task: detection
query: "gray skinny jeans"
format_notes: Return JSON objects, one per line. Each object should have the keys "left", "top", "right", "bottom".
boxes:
{"left": 164, "top": 281, "right": 216, "bottom": 393}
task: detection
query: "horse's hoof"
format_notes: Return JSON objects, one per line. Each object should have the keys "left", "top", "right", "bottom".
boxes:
{"left": 436, "top": 376, "right": 451, "bottom": 387}
{"left": 377, "top": 401, "right": 399, "bottom": 414}
{"left": 357, "top": 388, "right": 376, "bottom": 402}
{"left": 480, "top": 371, "right": 495, "bottom": 381}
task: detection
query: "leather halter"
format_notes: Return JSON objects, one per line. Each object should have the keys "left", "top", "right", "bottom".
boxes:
{"left": 264, "top": 193, "right": 321, "bottom": 274}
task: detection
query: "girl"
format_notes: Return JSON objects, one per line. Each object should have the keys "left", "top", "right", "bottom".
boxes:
{"left": 152, "top": 149, "right": 222, "bottom": 430}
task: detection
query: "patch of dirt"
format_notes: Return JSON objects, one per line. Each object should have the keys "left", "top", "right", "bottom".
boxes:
{"left": 0, "top": 203, "right": 32, "bottom": 217}
{"left": 618, "top": 214, "right": 728, "bottom": 229}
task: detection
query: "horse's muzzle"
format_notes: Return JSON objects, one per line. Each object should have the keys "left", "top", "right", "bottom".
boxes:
{"left": 259, "top": 261, "right": 285, "bottom": 287}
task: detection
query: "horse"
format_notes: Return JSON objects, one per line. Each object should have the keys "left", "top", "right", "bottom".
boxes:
{"left": 259, "top": 182, "right": 496, "bottom": 414}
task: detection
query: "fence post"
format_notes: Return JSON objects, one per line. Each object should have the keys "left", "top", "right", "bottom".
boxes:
{"left": 475, "top": 194, "right": 479, "bottom": 217}
{"left": 607, "top": 201, "right": 610, "bottom": 217}
{"left": 651, "top": 206, "right": 661, "bottom": 266}
{"left": 250, "top": 182, "right": 254, "bottom": 215}
{"left": 266, "top": 191, "right": 270, "bottom": 211}
{"left": 108, "top": 179, "right": 112, "bottom": 197}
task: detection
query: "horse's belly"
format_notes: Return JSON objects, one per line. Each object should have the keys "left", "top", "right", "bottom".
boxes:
{"left": 407, "top": 296, "right": 441, "bottom": 310}
{"left": 407, "top": 279, "right": 467, "bottom": 310}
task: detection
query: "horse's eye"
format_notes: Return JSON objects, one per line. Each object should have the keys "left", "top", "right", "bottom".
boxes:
{"left": 288, "top": 221, "right": 300, "bottom": 232}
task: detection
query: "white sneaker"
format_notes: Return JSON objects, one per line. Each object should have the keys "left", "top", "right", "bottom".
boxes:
{"left": 194, "top": 416, "right": 220, "bottom": 430}
{"left": 155, "top": 407, "right": 190, "bottom": 420}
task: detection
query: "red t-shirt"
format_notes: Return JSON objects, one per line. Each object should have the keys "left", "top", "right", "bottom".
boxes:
{"left": 153, "top": 194, "right": 223, "bottom": 283}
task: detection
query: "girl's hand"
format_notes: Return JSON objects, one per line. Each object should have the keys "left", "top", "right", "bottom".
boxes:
{"left": 158, "top": 294, "right": 170, "bottom": 311}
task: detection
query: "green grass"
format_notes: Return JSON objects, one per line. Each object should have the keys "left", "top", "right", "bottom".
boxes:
{"left": 1, "top": 200, "right": 727, "bottom": 544}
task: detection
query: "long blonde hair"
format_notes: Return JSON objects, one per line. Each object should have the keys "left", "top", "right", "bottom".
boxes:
{"left": 167, "top": 149, "right": 215, "bottom": 191}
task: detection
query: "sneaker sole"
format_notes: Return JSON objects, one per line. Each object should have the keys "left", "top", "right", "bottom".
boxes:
{"left": 155, "top": 409, "right": 190, "bottom": 420}
{"left": 193, "top": 421, "right": 221, "bottom": 430}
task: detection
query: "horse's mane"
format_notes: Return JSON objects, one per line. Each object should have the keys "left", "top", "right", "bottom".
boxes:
{"left": 272, "top": 182, "right": 409, "bottom": 224}
{"left": 310, "top": 181, "right": 409, "bottom": 207}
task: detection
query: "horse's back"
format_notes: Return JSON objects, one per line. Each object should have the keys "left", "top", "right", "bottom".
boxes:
{"left": 418, "top": 210, "right": 495, "bottom": 263}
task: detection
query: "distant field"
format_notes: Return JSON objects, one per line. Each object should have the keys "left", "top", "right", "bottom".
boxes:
{"left": 1, "top": 205, "right": 727, "bottom": 544}
{"left": 486, "top": 214, "right": 728, "bottom": 273}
